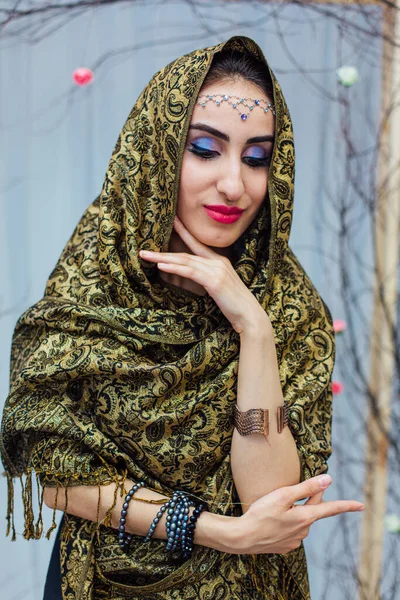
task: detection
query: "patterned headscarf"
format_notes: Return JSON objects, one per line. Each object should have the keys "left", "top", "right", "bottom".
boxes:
{"left": 1, "top": 36, "right": 335, "bottom": 599}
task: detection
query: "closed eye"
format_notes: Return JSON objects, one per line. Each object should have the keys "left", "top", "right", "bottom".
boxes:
{"left": 188, "top": 142, "right": 219, "bottom": 159}
{"left": 242, "top": 156, "right": 271, "bottom": 168}
{"left": 188, "top": 143, "right": 271, "bottom": 167}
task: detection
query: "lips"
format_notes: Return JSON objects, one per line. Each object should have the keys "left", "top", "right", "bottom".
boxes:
{"left": 203, "top": 206, "right": 243, "bottom": 224}
{"left": 204, "top": 204, "right": 244, "bottom": 215}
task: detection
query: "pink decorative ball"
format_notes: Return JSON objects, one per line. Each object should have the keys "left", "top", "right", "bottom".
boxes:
{"left": 72, "top": 68, "right": 94, "bottom": 86}
{"left": 333, "top": 319, "right": 347, "bottom": 334}
{"left": 332, "top": 381, "right": 344, "bottom": 395}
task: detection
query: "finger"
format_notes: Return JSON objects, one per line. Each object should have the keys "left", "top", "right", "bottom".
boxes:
{"left": 139, "top": 250, "right": 207, "bottom": 264}
{"left": 279, "top": 475, "right": 333, "bottom": 507}
{"left": 304, "top": 491, "right": 324, "bottom": 506}
{"left": 309, "top": 500, "right": 365, "bottom": 522}
{"left": 173, "top": 216, "right": 222, "bottom": 260}
{"left": 156, "top": 261, "right": 212, "bottom": 289}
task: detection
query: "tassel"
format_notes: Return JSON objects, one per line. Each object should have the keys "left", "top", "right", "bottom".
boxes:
{"left": 64, "top": 482, "right": 69, "bottom": 514}
{"left": 96, "top": 483, "right": 101, "bottom": 525}
{"left": 119, "top": 468, "right": 128, "bottom": 498}
{"left": 95, "top": 483, "right": 102, "bottom": 545}
{"left": 45, "top": 482, "right": 59, "bottom": 540}
{"left": 103, "top": 476, "right": 120, "bottom": 528}
{"left": 35, "top": 472, "right": 44, "bottom": 539}
{"left": 22, "top": 469, "right": 35, "bottom": 540}
{"left": 6, "top": 473, "right": 16, "bottom": 541}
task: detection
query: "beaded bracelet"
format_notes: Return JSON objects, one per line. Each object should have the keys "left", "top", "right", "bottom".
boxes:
{"left": 165, "top": 491, "right": 196, "bottom": 554}
{"left": 143, "top": 489, "right": 205, "bottom": 561}
{"left": 118, "top": 481, "right": 145, "bottom": 550}
{"left": 182, "top": 502, "right": 205, "bottom": 559}
{"left": 143, "top": 496, "right": 173, "bottom": 542}
{"left": 143, "top": 491, "right": 183, "bottom": 545}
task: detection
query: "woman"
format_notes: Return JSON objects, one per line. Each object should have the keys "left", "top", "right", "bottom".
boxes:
{"left": 0, "top": 36, "right": 363, "bottom": 599}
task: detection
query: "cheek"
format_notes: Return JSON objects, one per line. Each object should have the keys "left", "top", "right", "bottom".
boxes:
{"left": 247, "top": 170, "right": 269, "bottom": 209}
{"left": 178, "top": 154, "right": 214, "bottom": 207}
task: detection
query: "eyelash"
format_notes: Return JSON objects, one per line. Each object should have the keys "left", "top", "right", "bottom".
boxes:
{"left": 188, "top": 143, "right": 271, "bottom": 168}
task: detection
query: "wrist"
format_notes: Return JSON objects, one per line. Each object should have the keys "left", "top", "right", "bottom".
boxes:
{"left": 239, "top": 315, "right": 273, "bottom": 340}
{"left": 193, "top": 511, "right": 242, "bottom": 554}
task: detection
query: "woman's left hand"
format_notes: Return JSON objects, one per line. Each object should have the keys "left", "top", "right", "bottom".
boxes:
{"left": 139, "top": 216, "right": 271, "bottom": 336}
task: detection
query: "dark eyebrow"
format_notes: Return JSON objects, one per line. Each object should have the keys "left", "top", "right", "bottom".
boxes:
{"left": 189, "top": 123, "right": 274, "bottom": 144}
{"left": 189, "top": 123, "right": 229, "bottom": 141}
{"left": 246, "top": 135, "right": 274, "bottom": 144}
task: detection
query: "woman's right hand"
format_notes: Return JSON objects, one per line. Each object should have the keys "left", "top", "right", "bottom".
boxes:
{"left": 229, "top": 474, "right": 364, "bottom": 555}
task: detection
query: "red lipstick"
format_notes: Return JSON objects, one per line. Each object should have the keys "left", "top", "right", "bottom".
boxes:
{"left": 205, "top": 204, "right": 244, "bottom": 215}
{"left": 203, "top": 205, "right": 244, "bottom": 224}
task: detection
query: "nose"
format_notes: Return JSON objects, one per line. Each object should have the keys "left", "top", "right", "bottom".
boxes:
{"left": 215, "top": 160, "right": 245, "bottom": 203}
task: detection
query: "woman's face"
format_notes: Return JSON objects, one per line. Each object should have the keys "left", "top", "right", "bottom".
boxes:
{"left": 175, "top": 77, "right": 275, "bottom": 256}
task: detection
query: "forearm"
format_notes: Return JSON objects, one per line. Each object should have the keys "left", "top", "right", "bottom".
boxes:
{"left": 43, "top": 480, "right": 236, "bottom": 552}
{"left": 231, "top": 320, "right": 301, "bottom": 513}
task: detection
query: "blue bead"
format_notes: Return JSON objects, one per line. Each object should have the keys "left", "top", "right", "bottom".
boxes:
{"left": 120, "top": 518, "right": 126, "bottom": 524}
{"left": 170, "top": 523, "right": 176, "bottom": 530}
{"left": 241, "top": 114, "right": 247, "bottom": 121}
{"left": 255, "top": 99, "right": 260, "bottom": 105}
{"left": 121, "top": 510, "right": 127, "bottom": 517}
{"left": 233, "top": 103, "right": 237, "bottom": 108}
{"left": 122, "top": 502, "right": 129, "bottom": 509}
{"left": 216, "top": 101, "right": 220, "bottom": 106}
{"left": 223, "top": 95, "right": 228, "bottom": 100}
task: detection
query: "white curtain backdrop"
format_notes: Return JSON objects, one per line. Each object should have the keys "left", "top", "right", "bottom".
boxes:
{"left": 0, "top": 2, "right": 382, "bottom": 598}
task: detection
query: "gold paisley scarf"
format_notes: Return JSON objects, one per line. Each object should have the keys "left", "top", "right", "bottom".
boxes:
{"left": 0, "top": 36, "right": 335, "bottom": 600}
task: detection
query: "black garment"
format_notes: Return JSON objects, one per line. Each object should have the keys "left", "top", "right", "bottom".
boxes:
{"left": 43, "top": 516, "right": 64, "bottom": 599}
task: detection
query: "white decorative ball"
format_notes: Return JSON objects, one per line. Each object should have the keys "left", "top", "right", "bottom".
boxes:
{"left": 336, "top": 66, "right": 359, "bottom": 87}
{"left": 385, "top": 514, "right": 400, "bottom": 534}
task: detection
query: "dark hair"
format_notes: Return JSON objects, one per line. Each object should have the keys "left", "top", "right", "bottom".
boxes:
{"left": 202, "top": 49, "right": 274, "bottom": 101}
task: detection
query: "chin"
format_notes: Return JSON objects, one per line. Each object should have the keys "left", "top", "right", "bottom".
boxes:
{"left": 200, "top": 236, "right": 235, "bottom": 250}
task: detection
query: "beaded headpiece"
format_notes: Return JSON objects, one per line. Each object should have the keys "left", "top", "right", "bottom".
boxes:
{"left": 197, "top": 94, "right": 276, "bottom": 121}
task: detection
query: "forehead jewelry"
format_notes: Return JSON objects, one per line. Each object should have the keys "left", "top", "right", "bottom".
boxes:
{"left": 197, "top": 94, "right": 276, "bottom": 121}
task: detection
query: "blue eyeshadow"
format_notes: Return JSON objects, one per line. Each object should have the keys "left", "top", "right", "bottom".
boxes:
{"left": 192, "top": 137, "right": 218, "bottom": 150}
{"left": 246, "top": 146, "right": 267, "bottom": 159}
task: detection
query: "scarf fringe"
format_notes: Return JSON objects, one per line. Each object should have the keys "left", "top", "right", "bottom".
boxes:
{"left": 4, "top": 468, "right": 124, "bottom": 542}
{"left": 6, "top": 472, "right": 16, "bottom": 541}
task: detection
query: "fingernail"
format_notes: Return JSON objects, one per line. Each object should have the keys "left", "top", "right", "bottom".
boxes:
{"left": 357, "top": 505, "right": 365, "bottom": 511}
{"left": 318, "top": 475, "right": 332, "bottom": 488}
